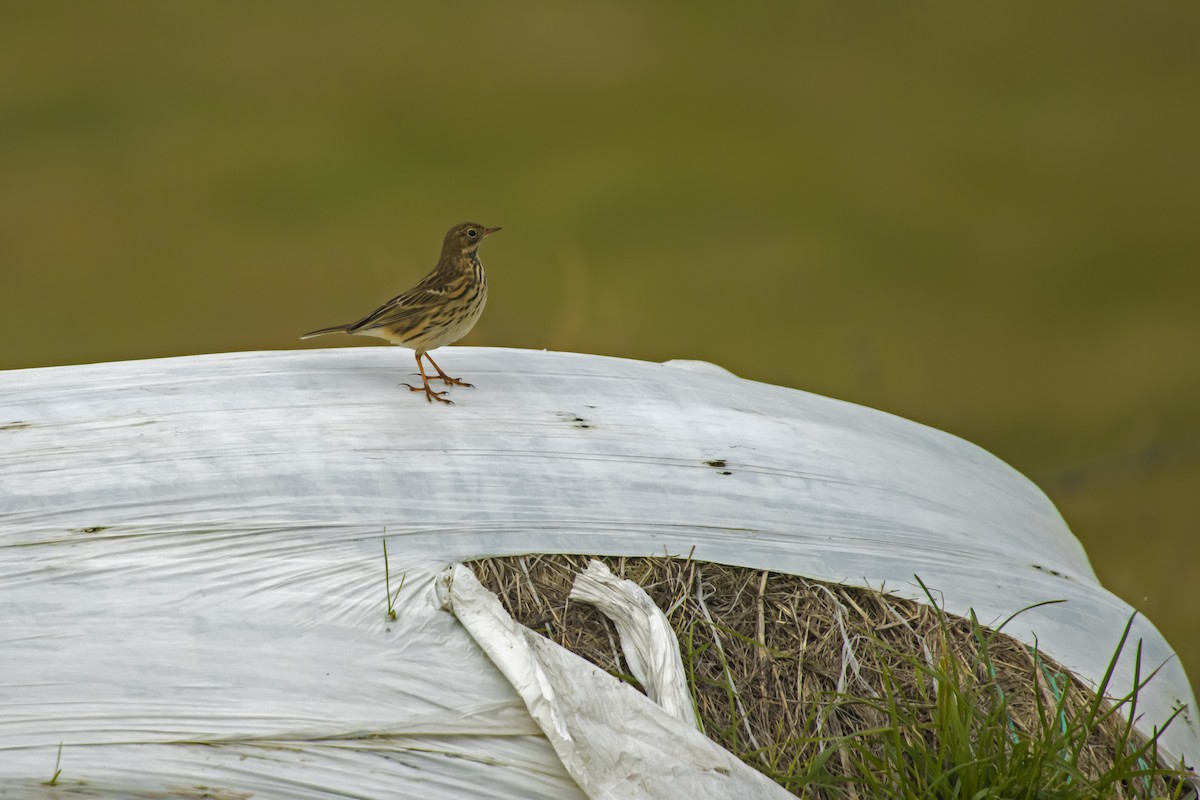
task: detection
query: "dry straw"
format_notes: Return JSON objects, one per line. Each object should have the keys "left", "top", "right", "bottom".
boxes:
{"left": 468, "top": 554, "right": 1193, "bottom": 799}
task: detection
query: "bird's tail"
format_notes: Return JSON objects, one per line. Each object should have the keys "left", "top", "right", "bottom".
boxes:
{"left": 300, "top": 324, "right": 351, "bottom": 340}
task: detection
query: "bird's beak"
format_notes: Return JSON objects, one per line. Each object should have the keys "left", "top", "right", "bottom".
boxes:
{"left": 483, "top": 226, "right": 502, "bottom": 236}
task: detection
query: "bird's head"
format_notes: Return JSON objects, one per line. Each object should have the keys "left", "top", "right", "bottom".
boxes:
{"left": 443, "top": 222, "right": 501, "bottom": 257}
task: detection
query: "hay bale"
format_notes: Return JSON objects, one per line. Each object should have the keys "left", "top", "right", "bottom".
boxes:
{"left": 1, "top": 347, "right": 1195, "bottom": 796}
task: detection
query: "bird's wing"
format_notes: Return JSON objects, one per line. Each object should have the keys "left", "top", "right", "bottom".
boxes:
{"left": 346, "top": 275, "right": 452, "bottom": 332}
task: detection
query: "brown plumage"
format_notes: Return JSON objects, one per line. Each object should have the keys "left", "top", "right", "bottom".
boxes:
{"left": 301, "top": 222, "right": 499, "bottom": 404}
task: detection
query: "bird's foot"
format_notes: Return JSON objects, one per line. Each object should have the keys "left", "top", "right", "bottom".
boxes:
{"left": 407, "top": 371, "right": 472, "bottom": 389}
{"left": 402, "top": 383, "right": 454, "bottom": 405}
{"left": 435, "top": 374, "right": 473, "bottom": 388}
{"left": 422, "top": 354, "right": 474, "bottom": 388}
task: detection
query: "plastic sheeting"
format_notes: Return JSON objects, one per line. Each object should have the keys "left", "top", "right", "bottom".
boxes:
{"left": 439, "top": 564, "right": 790, "bottom": 799}
{"left": 0, "top": 347, "right": 1196, "bottom": 797}
{"left": 568, "top": 560, "right": 698, "bottom": 729}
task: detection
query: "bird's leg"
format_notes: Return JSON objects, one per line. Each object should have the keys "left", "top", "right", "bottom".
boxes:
{"left": 403, "top": 352, "right": 453, "bottom": 404}
{"left": 423, "top": 352, "right": 473, "bottom": 388}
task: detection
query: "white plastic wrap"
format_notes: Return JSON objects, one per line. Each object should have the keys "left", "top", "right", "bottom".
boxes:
{"left": 0, "top": 347, "right": 1195, "bottom": 797}
{"left": 568, "top": 559, "right": 699, "bottom": 729}
{"left": 439, "top": 564, "right": 789, "bottom": 799}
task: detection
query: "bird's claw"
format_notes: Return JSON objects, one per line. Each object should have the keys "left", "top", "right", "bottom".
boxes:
{"left": 409, "top": 372, "right": 471, "bottom": 388}
{"left": 402, "top": 383, "right": 454, "bottom": 405}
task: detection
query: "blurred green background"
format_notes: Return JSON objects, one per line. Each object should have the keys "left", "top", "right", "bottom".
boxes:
{"left": 2, "top": 4, "right": 1197, "bottom": 685}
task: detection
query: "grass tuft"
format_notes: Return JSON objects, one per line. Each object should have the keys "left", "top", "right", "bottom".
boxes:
{"left": 382, "top": 538, "right": 405, "bottom": 621}
{"left": 41, "top": 742, "right": 62, "bottom": 786}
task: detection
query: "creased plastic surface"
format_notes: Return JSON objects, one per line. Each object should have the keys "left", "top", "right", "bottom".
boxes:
{"left": 568, "top": 559, "right": 699, "bottom": 728}
{"left": 440, "top": 564, "right": 791, "bottom": 799}
{"left": 0, "top": 347, "right": 1196, "bottom": 796}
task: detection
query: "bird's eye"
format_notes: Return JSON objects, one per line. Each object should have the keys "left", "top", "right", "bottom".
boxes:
{"left": 467, "top": 229, "right": 478, "bottom": 238}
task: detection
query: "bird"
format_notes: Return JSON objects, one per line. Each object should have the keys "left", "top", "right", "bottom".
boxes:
{"left": 301, "top": 222, "right": 499, "bottom": 404}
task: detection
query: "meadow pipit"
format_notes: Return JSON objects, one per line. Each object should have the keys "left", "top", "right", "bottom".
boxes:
{"left": 301, "top": 222, "right": 499, "bottom": 404}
